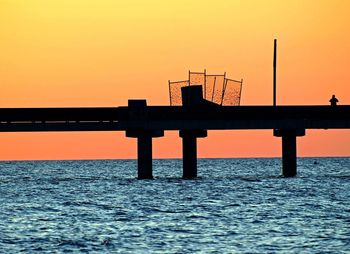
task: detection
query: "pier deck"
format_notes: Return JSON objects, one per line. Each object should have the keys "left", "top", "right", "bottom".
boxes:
{"left": 1, "top": 105, "right": 349, "bottom": 178}
{"left": 0, "top": 105, "right": 349, "bottom": 131}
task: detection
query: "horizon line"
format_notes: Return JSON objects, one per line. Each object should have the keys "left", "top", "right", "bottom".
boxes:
{"left": 1, "top": 155, "right": 349, "bottom": 163}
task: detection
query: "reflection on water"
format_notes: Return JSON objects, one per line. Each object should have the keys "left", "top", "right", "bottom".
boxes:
{"left": 0, "top": 158, "right": 349, "bottom": 253}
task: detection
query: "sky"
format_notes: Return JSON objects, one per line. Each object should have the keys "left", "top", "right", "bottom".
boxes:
{"left": 0, "top": 0, "right": 349, "bottom": 160}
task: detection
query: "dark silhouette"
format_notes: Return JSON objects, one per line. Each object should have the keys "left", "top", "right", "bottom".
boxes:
{"left": 169, "top": 71, "right": 242, "bottom": 106}
{"left": 330, "top": 95, "right": 339, "bottom": 106}
{"left": 0, "top": 88, "right": 349, "bottom": 179}
{"left": 273, "top": 39, "right": 277, "bottom": 106}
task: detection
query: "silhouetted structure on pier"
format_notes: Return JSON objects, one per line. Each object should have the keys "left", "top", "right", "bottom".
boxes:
{"left": 0, "top": 85, "right": 349, "bottom": 179}
{"left": 169, "top": 70, "right": 243, "bottom": 106}
{"left": 2, "top": 38, "right": 348, "bottom": 179}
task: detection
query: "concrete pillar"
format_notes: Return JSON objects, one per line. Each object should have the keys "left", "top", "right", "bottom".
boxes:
{"left": 182, "top": 134, "right": 197, "bottom": 179}
{"left": 281, "top": 132, "right": 297, "bottom": 177}
{"left": 274, "top": 129, "right": 305, "bottom": 177}
{"left": 137, "top": 133, "right": 153, "bottom": 179}
{"left": 126, "top": 129, "right": 164, "bottom": 179}
{"left": 180, "top": 130, "right": 207, "bottom": 179}
{"left": 125, "top": 99, "right": 164, "bottom": 179}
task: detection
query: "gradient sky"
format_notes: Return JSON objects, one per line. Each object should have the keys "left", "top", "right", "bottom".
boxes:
{"left": 1, "top": 0, "right": 349, "bottom": 160}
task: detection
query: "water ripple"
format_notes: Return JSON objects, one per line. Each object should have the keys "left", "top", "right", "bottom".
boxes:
{"left": 0, "top": 158, "right": 349, "bottom": 253}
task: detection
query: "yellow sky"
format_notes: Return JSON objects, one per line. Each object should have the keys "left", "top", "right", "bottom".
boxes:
{"left": 0, "top": 0, "right": 349, "bottom": 159}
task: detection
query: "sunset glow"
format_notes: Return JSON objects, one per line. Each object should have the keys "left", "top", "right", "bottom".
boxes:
{"left": 1, "top": 0, "right": 349, "bottom": 159}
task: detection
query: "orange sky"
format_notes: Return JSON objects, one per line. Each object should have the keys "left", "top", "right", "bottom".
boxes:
{"left": 1, "top": 0, "right": 349, "bottom": 160}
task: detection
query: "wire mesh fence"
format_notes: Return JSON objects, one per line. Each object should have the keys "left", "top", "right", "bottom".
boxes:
{"left": 189, "top": 71, "right": 206, "bottom": 97}
{"left": 222, "top": 78, "right": 243, "bottom": 106}
{"left": 169, "top": 71, "right": 242, "bottom": 106}
{"left": 168, "top": 80, "right": 189, "bottom": 106}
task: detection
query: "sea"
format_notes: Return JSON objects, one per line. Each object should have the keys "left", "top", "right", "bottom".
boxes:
{"left": 0, "top": 157, "right": 349, "bottom": 253}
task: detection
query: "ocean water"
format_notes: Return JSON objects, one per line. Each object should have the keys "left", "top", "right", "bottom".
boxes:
{"left": 0, "top": 157, "right": 349, "bottom": 253}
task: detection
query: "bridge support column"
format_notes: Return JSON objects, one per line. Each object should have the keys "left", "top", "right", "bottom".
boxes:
{"left": 274, "top": 129, "right": 305, "bottom": 177}
{"left": 137, "top": 133, "right": 153, "bottom": 179}
{"left": 125, "top": 99, "right": 164, "bottom": 179}
{"left": 282, "top": 133, "right": 297, "bottom": 177}
{"left": 126, "top": 130, "right": 164, "bottom": 179}
{"left": 179, "top": 130, "right": 207, "bottom": 179}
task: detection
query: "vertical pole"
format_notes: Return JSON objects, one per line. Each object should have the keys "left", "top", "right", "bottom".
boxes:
{"left": 239, "top": 78, "right": 243, "bottom": 106}
{"left": 221, "top": 73, "right": 227, "bottom": 105}
{"left": 273, "top": 39, "right": 277, "bottom": 106}
{"left": 168, "top": 80, "right": 172, "bottom": 106}
{"left": 182, "top": 133, "right": 197, "bottom": 179}
{"left": 211, "top": 76, "right": 216, "bottom": 102}
{"left": 137, "top": 134, "right": 153, "bottom": 179}
{"left": 204, "top": 69, "right": 207, "bottom": 100}
{"left": 282, "top": 132, "right": 297, "bottom": 177}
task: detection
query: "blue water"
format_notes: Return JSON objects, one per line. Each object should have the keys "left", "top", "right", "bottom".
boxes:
{"left": 0, "top": 158, "right": 349, "bottom": 253}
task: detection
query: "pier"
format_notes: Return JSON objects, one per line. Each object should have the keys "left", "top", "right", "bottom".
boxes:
{"left": 0, "top": 99, "right": 349, "bottom": 179}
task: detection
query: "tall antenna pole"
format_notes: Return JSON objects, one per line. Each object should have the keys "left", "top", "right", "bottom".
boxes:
{"left": 273, "top": 39, "right": 277, "bottom": 106}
